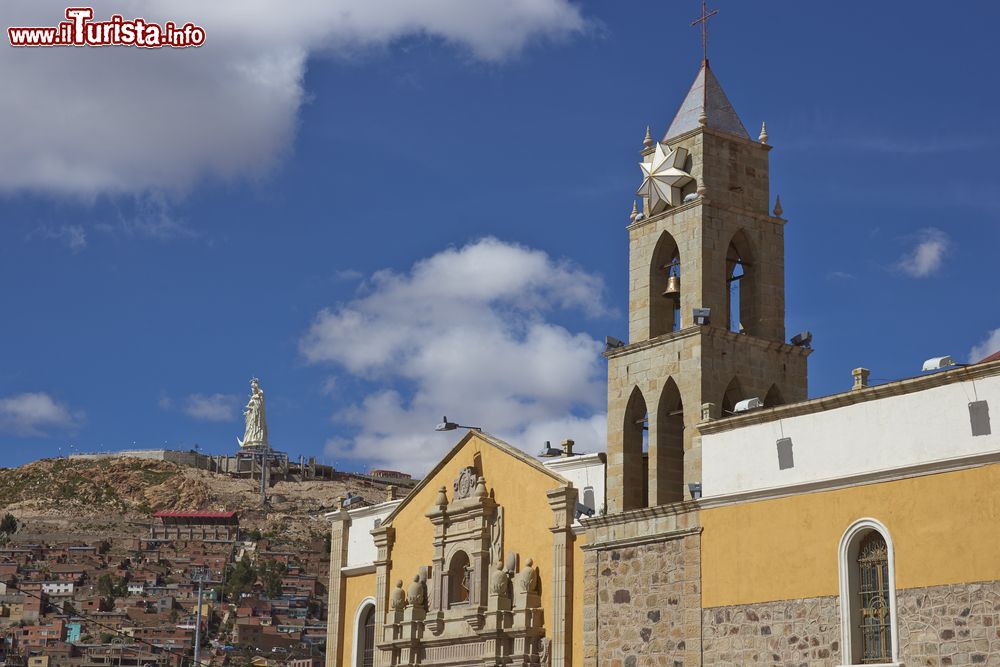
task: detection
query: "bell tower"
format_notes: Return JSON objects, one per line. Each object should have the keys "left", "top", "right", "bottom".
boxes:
{"left": 605, "top": 59, "right": 811, "bottom": 513}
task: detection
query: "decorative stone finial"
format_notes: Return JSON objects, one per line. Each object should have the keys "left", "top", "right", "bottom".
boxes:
{"left": 474, "top": 475, "right": 487, "bottom": 499}
{"left": 561, "top": 439, "right": 575, "bottom": 457}
{"left": 852, "top": 368, "right": 871, "bottom": 391}
{"left": 642, "top": 126, "right": 653, "bottom": 149}
{"left": 773, "top": 195, "right": 783, "bottom": 217}
{"left": 697, "top": 180, "right": 708, "bottom": 198}
{"left": 390, "top": 579, "right": 407, "bottom": 611}
{"left": 629, "top": 200, "right": 639, "bottom": 223}
{"left": 433, "top": 486, "right": 448, "bottom": 508}
{"left": 698, "top": 110, "right": 708, "bottom": 126}
{"left": 758, "top": 121, "right": 768, "bottom": 144}
{"left": 407, "top": 574, "right": 428, "bottom": 611}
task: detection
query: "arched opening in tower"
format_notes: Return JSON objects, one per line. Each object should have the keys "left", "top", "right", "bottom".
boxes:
{"left": 650, "top": 231, "right": 682, "bottom": 336}
{"left": 726, "top": 229, "right": 756, "bottom": 335}
{"left": 721, "top": 376, "right": 745, "bottom": 416}
{"left": 653, "top": 378, "right": 684, "bottom": 504}
{"left": 623, "top": 386, "right": 650, "bottom": 510}
{"left": 764, "top": 383, "right": 784, "bottom": 408}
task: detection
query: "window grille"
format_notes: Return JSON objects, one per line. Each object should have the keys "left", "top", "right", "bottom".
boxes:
{"left": 361, "top": 605, "right": 375, "bottom": 667}
{"left": 857, "top": 532, "right": 891, "bottom": 663}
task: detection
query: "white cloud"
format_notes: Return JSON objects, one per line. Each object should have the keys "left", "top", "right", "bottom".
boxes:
{"left": 0, "top": 1, "right": 587, "bottom": 197}
{"left": 181, "top": 393, "right": 239, "bottom": 422}
{"left": 301, "top": 237, "right": 609, "bottom": 473}
{"left": 0, "top": 392, "right": 83, "bottom": 436}
{"left": 970, "top": 328, "right": 1000, "bottom": 363}
{"left": 895, "top": 227, "right": 951, "bottom": 278}
{"left": 32, "top": 225, "right": 87, "bottom": 252}
{"left": 98, "top": 195, "right": 197, "bottom": 241}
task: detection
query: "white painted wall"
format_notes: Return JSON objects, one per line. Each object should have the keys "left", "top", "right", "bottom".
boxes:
{"left": 702, "top": 372, "right": 1000, "bottom": 498}
{"left": 41, "top": 582, "right": 74, "bottom": 596}
{"left": 344, "top": 501, "right": 401, "bottom": 569}
{"left": 544, "top": 453, "right": 607, "bottom": 517}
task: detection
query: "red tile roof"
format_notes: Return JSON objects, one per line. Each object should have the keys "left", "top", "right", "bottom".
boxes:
{"left": 980, "top": 349, "right": 1000, "bottom": 364}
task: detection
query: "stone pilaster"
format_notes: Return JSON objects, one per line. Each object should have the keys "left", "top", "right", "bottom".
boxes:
{"left": 373, "top": 524, "right": 395, "bottom": 667}
{"left": 582, "top": 547, "right": 599, "bottom": 667}
{"left": 547, "top": 486, "right": 578, "bottom": 667}
{"left": 325, "top": 506, "right": 351, "bottom": 667}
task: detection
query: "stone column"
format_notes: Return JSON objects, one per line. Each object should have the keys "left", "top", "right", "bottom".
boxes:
{"left": 325, "top": 505, "right": 351, "bottom": 667}
{"left": 372, "top": 525, "right": 395, "bottom": 667}
{"left": 547, "top": 486, "right": 578, "bottom": 667}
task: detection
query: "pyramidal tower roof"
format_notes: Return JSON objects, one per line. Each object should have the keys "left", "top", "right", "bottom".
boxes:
{"left": 663, "top": 60, "right": 749, "bottom": 141}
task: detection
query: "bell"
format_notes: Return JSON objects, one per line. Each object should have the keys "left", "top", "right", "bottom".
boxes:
{"left": 662, "top": 274, "right": 680, "bottom": 299}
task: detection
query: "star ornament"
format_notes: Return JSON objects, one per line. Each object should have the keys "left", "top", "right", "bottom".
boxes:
{"left": 638, "top": 142, "right": 693, "bottom": 213}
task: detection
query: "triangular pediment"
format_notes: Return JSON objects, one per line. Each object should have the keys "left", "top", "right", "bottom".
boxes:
{"left": 382, "top": 430, "right": 568, "bottom": 526}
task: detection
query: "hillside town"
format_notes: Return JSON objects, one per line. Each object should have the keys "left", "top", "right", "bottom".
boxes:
{"left": 0, "top": 504, "right": 331, "bottom": 666}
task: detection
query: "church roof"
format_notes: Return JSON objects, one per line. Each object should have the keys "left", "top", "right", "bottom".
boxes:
{"left": 664, "top": 60, "right": 749, "bottom": 141}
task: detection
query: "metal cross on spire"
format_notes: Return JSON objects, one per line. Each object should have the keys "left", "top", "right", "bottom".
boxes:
{"left": 691, "top": 1, "right": 719, "bottom": 63}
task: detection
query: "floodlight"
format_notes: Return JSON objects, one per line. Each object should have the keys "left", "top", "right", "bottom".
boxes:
{"left": 693, "top": 308, "right": 711, "bottom": 325}
{"left": 605, "top": 336, "right": 625, "bottom": 350}
{"left": 687, "top": 483, "right": 702, "bottom": 500}
{"left": 922, "top": 356, "right": 956, "bottom": 372}
{"left": 790, "top": 331, "right": 813, "bottom": 348}
{"left": 435, "top": 416, "right": 482, "bottom": 432}
{"left": 538, "top": 441, "right": 562, "bottom": 458}
{"left": 733, "top": 397, "right": 763, "bottom": 413}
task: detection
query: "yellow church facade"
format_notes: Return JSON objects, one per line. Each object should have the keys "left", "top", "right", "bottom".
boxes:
{"left": 325, "top": 432, "right": 605, "bottom": 667}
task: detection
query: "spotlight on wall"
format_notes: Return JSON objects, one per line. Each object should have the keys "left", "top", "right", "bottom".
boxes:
{"left": 921, "top": 356, "right": 966, "bottom": 372}
{"left": 605, "top": 336, "right": 625, "bottom": 350}
{"left": 734, "top": 397, "right": 764, "bottom": 413}
{"left": 687, "top": 483, "right": 703, "bottom": 500}
{"left": 538, "top": 441, "right": 562, "bottom": 458}
{"left": 693, "top": 308, "right": 711, "bottom": 325}
{"left": 576, "top": 503, "right": 596, "bottom": 519}
{"left": 790, "top": 331, "right": 813, "bottom": 348}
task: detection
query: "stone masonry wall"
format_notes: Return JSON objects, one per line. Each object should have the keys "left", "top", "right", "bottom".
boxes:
{"left": 591, "top": 533, "right": 701, "bottom": 667}
{"left": 702, "top": 596, "right": 841, "bottom": 666}
{"left": 701, "top": 580, "right": 1000, "bottom": 667}
{"left": 897, "top": 580, "right": 1000, "bottom": 666}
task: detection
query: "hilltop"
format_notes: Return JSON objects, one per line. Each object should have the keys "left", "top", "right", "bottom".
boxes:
{"left": 0, "top": 456, "right": 387, "bottom": 546}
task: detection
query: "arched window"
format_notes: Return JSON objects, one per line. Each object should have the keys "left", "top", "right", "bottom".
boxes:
{"left": 622, "top": 386, "right": 649, "bottom": 510}
{"left": 352, "top": 599, "right": 376, "bottom": 667}
{"left": 838, "top": 519, "right": 898, "bottom": 665}
{"left": 448, "top": 551, "right": 471, "bottom": 605}
{"left": 652, "top": 378, "right": 684, "bottom": 504}
{"left": 725, "top": 230, "right": 756, "bottom": 335}
{"left": 650, "top": 231, "right": 682, "bottom": 337}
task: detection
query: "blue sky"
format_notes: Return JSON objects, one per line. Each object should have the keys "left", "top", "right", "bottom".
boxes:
{"left": 1, "top": 1, "right": 998, "bottom": 473}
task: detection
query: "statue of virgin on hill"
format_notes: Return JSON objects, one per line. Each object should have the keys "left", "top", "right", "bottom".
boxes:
{"left": 239, "top": 377, "right": 269, "bottom": 448}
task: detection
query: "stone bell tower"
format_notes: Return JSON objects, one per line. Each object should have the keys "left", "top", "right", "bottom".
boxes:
{"left": 606, "top": 60, "right": 810, "bottom": 513}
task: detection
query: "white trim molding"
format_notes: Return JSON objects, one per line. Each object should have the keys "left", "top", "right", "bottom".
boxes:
{"left": 350, "top": 596, "right": 376, "bottom": 667}
{"left": 837, "top": 518, "right": 900, "bottom": 667}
